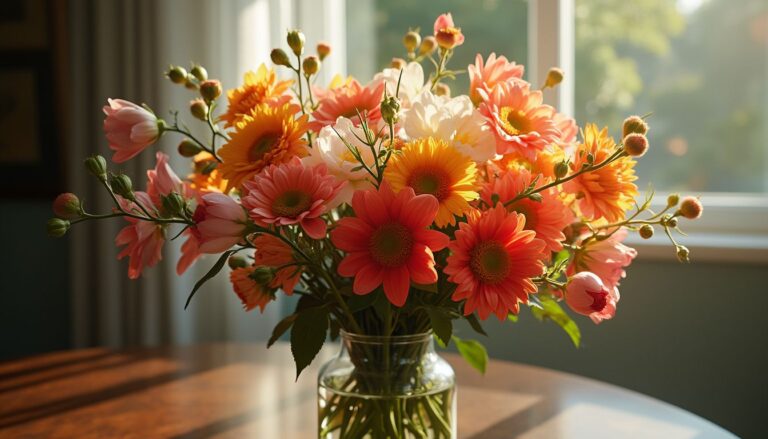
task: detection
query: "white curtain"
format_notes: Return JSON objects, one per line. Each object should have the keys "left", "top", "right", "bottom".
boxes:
{"left": 67, "top": 0, "right": 347, "bottom": 349}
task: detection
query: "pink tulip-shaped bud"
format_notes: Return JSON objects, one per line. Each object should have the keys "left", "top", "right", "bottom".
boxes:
{"left": 53, "top": 193, "right": 82, "bottom": 219}
{"left": 565, "top": 272, "right": 618, "bottom": 324}
{"left": 194, "top": 192, "right": 249, "bottom": 253}
{"left": 103, "top": 99, "right": 163, "bottom": 163}
{"left": 433, "top": 13, "right": 465, "bottom": 50}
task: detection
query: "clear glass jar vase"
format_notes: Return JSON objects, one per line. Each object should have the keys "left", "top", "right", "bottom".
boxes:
{"left": 318, "top": 331, "right": 456, "bottom": 439}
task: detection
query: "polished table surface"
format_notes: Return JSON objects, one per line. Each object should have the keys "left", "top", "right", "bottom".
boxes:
{"left": 0, "top": 343, "right": 735, "bottom": 438}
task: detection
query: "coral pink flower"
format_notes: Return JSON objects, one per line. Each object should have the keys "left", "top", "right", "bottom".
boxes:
{"left": 468, "top": 53, "right": 524, "bottom": 105}
{"left": 147, "top": 152, "right": 188, "bottom": 206}
{"left": 103, "top": 98, "right": 162, "bottom": 163}
{"left": 311, "top": 79, "right": 385, "bottom": 130}
{"left": 330, "top": 184, "right": 449, "bottom": 307}
{"left": 478, "top": 81, "right": 560, "bottom": 158}
{"left": 569, "top": 228, "right": 637, "bottom": 292}
{"left": 566, "top": 271, "right": 618, "bottom": 324}
{"left": 115, "top": 192, "right": 165, "bottom": 279}
{"left": 445, "top": 205, "right": 546, "bottom": 320}
{"left": 480, "top": 168, "right": 572, "bottom": 253}
{"left": 555, "top": 112, "right": 578, "bottom": 150}
{"left": 241, "top": 158, "right": 344, "bottom": 239}
{"left": 230, "top": 265, "right": 275, "bottom": 312}
{"left": 433, "top": 13, "right": 465, "bottom": 49}
{"left": 253, "top": 234, "right": 303, "bottom": 294}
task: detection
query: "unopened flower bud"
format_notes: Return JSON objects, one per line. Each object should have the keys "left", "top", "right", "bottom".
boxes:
{"left": 678, "top": 196, "right": 703, "bottom": 220}
{"left": 184, "top": 76, "right": 198, "bottom": 90}
{"left": 639, "top": 224, "right": 654, "bottom": 239}
{"left": 544, "top": 67, "right": 564, "bottom": 88}
{"left": 189, "top": 98, "right": 208, "bottom": 121}
{"left": 47, "top": 218, "right": 70, "bottom": 238}
{"left": 666, "top": 193, "right": 680, "bottom": 207}
{"left": 161, "top": 192, "right": 186, "bottom": 216}
{"left": 554, "top": 161, "right": 569, "bottom": 179}
{"left": 419, "top": 36, "right": 437, "bottom": 55}
{"left": 84, "top": 155, "right": 107, "bottom": 180}
{"left": 380, "top": 95, "right": 401, "bottom": 125}
{"left": 527, "top": 193, "right": 543, "bottom": 202}
{"left": 53, "top": 193, "right": 82, "bottom": 219}
{"left": 434, "top": 83, "right": 451, "bottom": 97}
{"left": 166, "top": 65, "right": 187, "bottom": 84}
{"left": 178, "top": 139, "right": 203, "bottom": 157}
{"left": 676, "top": 245, "right": 690, "bottom": 263}
{"left": 109, "top": 173, "right": 134, "bottom": 200}
{"left": 316, "top": 41, "right": 331, "bottom": 61}
{"left": 228, "top": 255, "right": 248, "bottom": 269}
{"left": 190, "top": 64, "right": 208, "bottom": 81}
{"left": 302, "top": 55, "right": 320, "bottom": 76}
{"left": 667, "top": 217, "right": 678, "bottom": 228}
{"left": 403, "top": 31, "right": 421, "bottom": 53}
{"left": 622, "top": 115, "right": 649, "bottom": 138}
{"left": 271, "top": 48, "right": 292, "bottom": 67}
{"left": 390, "top": 57, "right": 407, "bottom": 70}
{"left": 623, "top": 133, "right": 649, "bottom": 157}
{"left": 249, "top": 266, "right": 274, "bottom": 286}
{"left": 286, "top": 30, "right": 305, "bottom": 56}
{"left": 199, "top": 79, "right": 222, "bottom": 102}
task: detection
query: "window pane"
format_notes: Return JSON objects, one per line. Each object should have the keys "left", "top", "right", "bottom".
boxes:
{"left": 575, "top": 0, "right": 768, "bottom": 193}
{"left": 346, "top": 0, "right": 528, "bottom": 95}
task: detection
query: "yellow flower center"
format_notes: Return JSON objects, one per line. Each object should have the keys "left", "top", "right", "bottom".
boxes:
{"left": 499, "top": 107, "right": 529, "bottom": 136}
{"left": 407, "top": 166, "right": 451, "bottom": 201}
{"left": 369, "top": 222, "right": 413, "bottom": 267}
{"left": 272, "top": 190, "right": 312, "bottom": 217}
{"left": 249, "top": 132, "right": 281, "bottom": 161}
{"left": 470, "top": 241, "right": 510, "bottom": 285}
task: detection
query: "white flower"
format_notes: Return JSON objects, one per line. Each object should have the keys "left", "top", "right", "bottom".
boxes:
{"left": 303, "top": 117, "right": 376, "bottom": 206}
{"left": 402, "top": 91, "right": 496, "bottom": 163}
{"left": 373, "top": 62, "right": 425, "bottom": 107}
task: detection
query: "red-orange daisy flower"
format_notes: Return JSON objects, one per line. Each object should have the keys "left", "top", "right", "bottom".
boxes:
{"left": 253, "top": 234, "right": 303, "bottom": 295}
{"left": 330, "top": 184, "right": 449, "bottom": 307}
{"left": 445, "top": 205, "right": 546, "bottom": 320}
{"left": 311, "top": 79, "right": 385, "bottom": 130}
{"left": 230, "top": 265, "right": 276, "bottom": 312}
{"left": 480, "top": 168, "right": 572, "bottom": 253}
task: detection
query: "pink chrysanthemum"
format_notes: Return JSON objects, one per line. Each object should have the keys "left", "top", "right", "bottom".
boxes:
{"left": 330, "top": 184, "right": 449, "bottom": 307}
{"left": 478, "top": 81, "right": 561, "bottom": 158}
{"left": 241, "top": 158, "right": 344, "bottom": 239}
{"left": 311, "top": 79, "right": 385, "bottom": 130}
{"left": 468, "top": 53, "right": 524, "bottom": 105}
{"left": 480, "top": 168, "right": 572, "bottom": 253}
{"left": 445, "top": 205, "right": 546, "bottom": 320}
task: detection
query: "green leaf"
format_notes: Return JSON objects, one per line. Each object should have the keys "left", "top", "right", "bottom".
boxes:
{"left": 296, "top": 293, "right": 325, "bottom": 312}
{"left": 290, "top": 306, "right": 329, "bottom": 379}
{"left": 184, "top": 250, "right": 235, "bottom": 309}
{"left": 464, "top": 313, "right": 488, "bottom": 336}
{"left": 426, "top": 308, "right": 453, "bottom": 346}
{"left": 347, "top": 293, "right": 378, "bottom": 313}
{"left": 267, "top": 314, "right": 297, "bottom": 348}
{"left": 530, "top": 296, "right": 581, "bottom": 347}
{"left": 453, "top": 336, "right": 488, "bottom": 374}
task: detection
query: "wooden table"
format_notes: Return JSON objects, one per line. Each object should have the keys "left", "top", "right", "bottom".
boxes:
{"left": 0, "top": 343, "right": 734, "bottom": 438}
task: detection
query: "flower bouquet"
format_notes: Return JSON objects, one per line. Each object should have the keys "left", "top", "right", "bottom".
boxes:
{"left": 48, "top": 13, "right": 703, "bottom": 439}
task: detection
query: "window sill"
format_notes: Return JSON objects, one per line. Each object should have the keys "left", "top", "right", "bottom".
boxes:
{"left": 625, "top": 233, "right": 768, "bottom": 265}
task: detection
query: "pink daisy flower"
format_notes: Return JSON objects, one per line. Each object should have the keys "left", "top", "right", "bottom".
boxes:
{"left": 310, "top": 79, "right": 385, "bottom": 130}
{"left": 468, "top": 53, "right": 524, "bottom": 105}
{"left": 241, "top": 158, "right": 344, "bottom": 239}
{"left": 568, "top": 228, "right": 637, "bottom": 293}
{"left": 330, "top": 183, "right": 449, "bottom": 307}
{"left": 478, "top": 81, "right": 561, "bottom": 158}
{"left": 445, "top": 205, "right": 546, "bottom": 320}
{"left": 480, "top": 168, "right": 573, "bottom": 254}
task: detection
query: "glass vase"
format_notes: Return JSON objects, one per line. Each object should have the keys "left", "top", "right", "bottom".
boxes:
{"left": 318, "top": 331, "right": 456, "bottom": 439}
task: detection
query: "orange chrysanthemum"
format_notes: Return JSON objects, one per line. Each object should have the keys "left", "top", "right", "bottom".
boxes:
{"left": 253, "top": 234, "right": 303, "bottom": 295}
{"left": 564, "top": 124, "right": 638, "bottom": 222}
{"left": 218, "top": 103, "right": 309, "bottom": 191}
{"left": 384, "top": 137, "right": 478, "bottom": 228}
{"left": 492, "top": 146, "right": 566, "bottom": 182}
{"left": 220, "top": 64, "right": 293, "bottom": 128}
{"left": 480, "top": 168, "right": 572, "bottom": 253}
{"left": 230, "top": 265, "right": 276, "bottom": 312}
{"left": 445, "top": 205, "right": 546, "bottom": 320}
{"left": 188, "top": 152, "right": 228, "bottom": 196}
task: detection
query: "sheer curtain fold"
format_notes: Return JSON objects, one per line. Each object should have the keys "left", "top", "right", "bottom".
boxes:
{"left": 67, "top": 0, "right": 347, "bottom": 349}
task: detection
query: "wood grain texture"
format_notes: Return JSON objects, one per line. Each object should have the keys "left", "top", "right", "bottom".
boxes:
{"left": 0, "top": 343, "right": 735, "bottom": 438}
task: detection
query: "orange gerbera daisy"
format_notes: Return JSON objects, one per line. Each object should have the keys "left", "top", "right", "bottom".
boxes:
{"left": 311, "top": 79, "right": 385, "bottom": 130}
{"left": 218, "top": 103, "right": 309, "bottom": 191}
{"left": 230, "top": 265, "right": 276, "bottom": 312}
{"left": 187, "top": 152, "right": 228, "bottom": 196}
{"left": 220, "top": 64, "right": 293, "bottom": 128}
{"left": 564, "top": 124, "right": 638, "bottom": 222}
{"left": 480, "top": 168, "right": 572, "bottom": 253}
{"left": 445, "top": 205, "right": 546, "bottom": 320}
{"left": 384, "top": 137, "right": 478, "bottom": 228}
{"left": 253, "top": 234, "right": 303, "bottom": 295}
